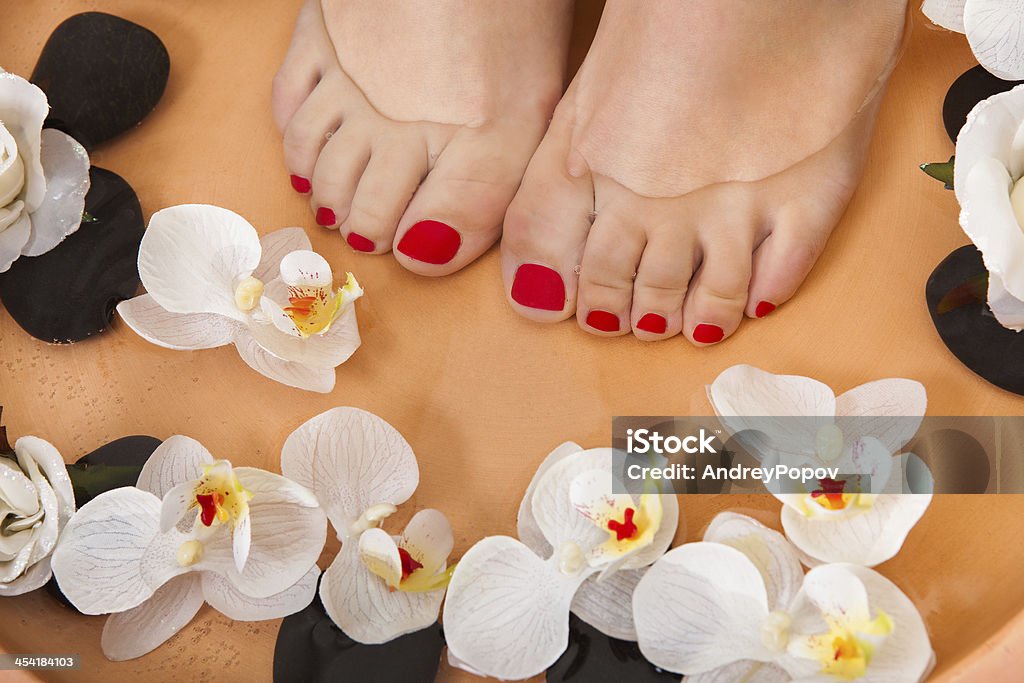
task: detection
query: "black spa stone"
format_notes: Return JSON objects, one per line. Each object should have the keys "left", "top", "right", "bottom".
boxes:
{"left": 31, "top": 12, "right": 170, "bottom": 151}
{"left": 943, "top": 65, "right": 1024, "bottom": 142}
{"left": 274, "top": 592, "right": 445, "bottom": 683}
{"left": 0, "top": 167, "right": 144, "bottom": 344}
{"left": 926, "top": 245, "right": 1024, "bottom": 396}
{"left": 547, "top": 614, "right": 676, "bottom": 683}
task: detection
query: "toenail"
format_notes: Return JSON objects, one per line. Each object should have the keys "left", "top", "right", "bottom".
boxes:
{"left": 290, "top": 175, "right": 311, "bottom": 194}
{"left": 316, "top": 207, "right": 337, "bottom": 227}
{"left": 397, "top": 220, "right": 462, "bottom": 265}
{"left": 585, "top": 310, "right": 620, "bottom": 332}
{"left": 755, "top": 301, "right": 777, "bottom": 318}
{"left": 692, "top": 323, "right": 725, "bottom": 345}
{"left": 510, "top": 263, "right": 566, "bottom": 311}
{"left": 347, "top": 232, "right": 375, "bottom": 253}
{"left": 637, "top": 313, "right": 668, "bottom": 334}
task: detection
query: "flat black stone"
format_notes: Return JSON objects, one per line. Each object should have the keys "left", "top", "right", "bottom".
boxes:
{"left": 926, "top": 245, "right": 1024, "bottom": 395}
{"left": 943, "top": 65, "right": 1024, "bottom": 142}
{"left": 0, "top": 166, "right": 144, "bottom": 344}
{"left": 31, "top": 12, "right": 169, "bottom": 150}
{"left": 547, "top": 614, "right": 675, "bottom": 683}
{"left": 274, "top": 591, "right": 444, "bottom": 683}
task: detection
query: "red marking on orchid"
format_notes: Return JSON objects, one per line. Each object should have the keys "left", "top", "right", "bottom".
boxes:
{"left": 607, "top": 507, "right": 638, "bottom": 541}
{"left": 398, "top": 547, "right": 423, "bottom": 581}
{"left": 285, "top": 295, "right": 317, "bottom": 316}
{"left": 811, "top": 478, "right": 847, "bottom": 506}
{"left": 197, "top": 493, "right": 219, "bottom": 526}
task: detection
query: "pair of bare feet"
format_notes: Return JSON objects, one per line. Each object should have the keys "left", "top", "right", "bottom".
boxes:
{"left": 273, "top": 0, "right": 907, "bottom": 344}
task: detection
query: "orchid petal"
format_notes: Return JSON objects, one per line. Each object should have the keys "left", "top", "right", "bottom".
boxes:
{"left": 687, "top": 661, "right": 792, "bottom": 683}
{"left": 136, "top": 435, "right": 214, "bottom": 499}
{"left": 704, "top": 512, "right": 803, "bottom": 611}
{"left": 100, "top": 574, "right": 204, "bottom": 661}
{"left": 0, "top": 72, "right": 48, "bottom": 211}
{"left": 280, "top": 408, "right": 418, "bottom": 535}
{"left": 633, "top": 543, "right": 772, "bottom": 675}
{"left": 137, "top": 204, "right": 262, "bottom": 321}
{"left": 531, "top": 448, "right": 615, "bottom": 555}
{"left": 321, "top": 542, "right": 444, "bottom": 644}
{"left": 516, "top": 441, "right": 585, "bottom": 558}
{"left": 781, "top": 494, "right": 931, "bottom": 566}
{"left": 401, "top": 508, "right": 453, "bottom": 576}
{"left": 247, "top": 300, "right": 361, "bottom": 367}
{"left": 160, "top": 481, "right": 196, "bottom": 533}
{"left": 0, "top": 211, "right": 31, "bottom": 273}
{"left": 358, "top": 527, "right": 402, "bottom": 589}
{"left": 201, "top": 564, "right": 319, "bottom": 621}
{"left": 233, "top": 331, "right": 337, "bottom": 393}
{"left": 233, "top": 509, "right": 251, "bottom": 572}
{"left": 834, "top": 379, "right": 926, "bottom": 456}
{"left": 279, "top": 250, "right": 333, "bottom": 287}
{"left": 964, "top": 0, "right": 1024, "bottom": 80}
{"left": 117, "top": 294, "right": 240, "bottom": 351}
{"left": 570, "top": 567, "right": 645, "bottom": 640}
{"left": 254, "top": 228, "right": 312, "bottom": 282}
{"left": 21, "top": 129, "right": 90, "bottom": 256}
{"left": 832, "top": 437, "right": 894, "bottom": 494}
{"left": 233, "top": 467, "right": 320, "bottom": 508}
{"left": 443, "top": 536, "right": 587, "bottom": 680}
{"left": 922, "top": 0, "right": 966, "bottom": 32}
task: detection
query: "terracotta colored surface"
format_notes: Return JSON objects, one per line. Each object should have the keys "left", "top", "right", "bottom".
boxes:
{"left": 0, "top": 2, "right": 1021, "bottom": 681}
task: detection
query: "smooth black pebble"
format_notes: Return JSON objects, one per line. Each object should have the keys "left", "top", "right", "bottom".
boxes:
{"left": 547, "top": 614, "right": 676, "bottom": 683}
{"left": 943, "top": 65, "right": 1024, "bottom": 142}
{"left": 31, "top": 12, "right": 170, "bottom": 151}
{"left": 274, "top": 591, "right": 444, "bottom": 683}
{"left": 926, "top": 245, "right": 1024, "bottom": 395}
{"left": 0, "top": 167, "right": 144, "bottom": 344}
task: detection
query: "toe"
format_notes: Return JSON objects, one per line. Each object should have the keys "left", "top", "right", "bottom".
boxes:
{"left": 501, "top": 103, "right": 594, "bottom": 321}
{"left": 575, "top": 210, "right": 646, "bottom": 336}
{"left": 341, "top": 131, "right": 429, "bottom": 253}
{"left": 309, "top": 124, "right": 372, "bottom": 232}
{"left": 281, "top": 73, "right": 348, "bottom": 193}
{"left": 393, "top": 121, "right": 542, "bottom": 276}
{"left": 272, "top": 0, "right": 330, "bottom": 132}
{"left": 629, "top": 224, "right": 696, "bottom": 340}
{"left": 682, "top": 228, "right": 755, "bottom": 346}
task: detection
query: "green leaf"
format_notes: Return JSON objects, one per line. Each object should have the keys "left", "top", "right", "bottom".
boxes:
{"left": 937, "top": 272, "right": 988, "bottom": 313}
{"left": 920, "top": 156, "right": 956, "bottom": 191}
{"left": 66, "top": 462, "right": 145, "bottom": 506}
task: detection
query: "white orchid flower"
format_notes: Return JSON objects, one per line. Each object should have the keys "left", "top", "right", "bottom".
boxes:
{"left": 634, "top": 512, "right": 934, "bottom": 682}
{"left": 116, "top": 204, "right": 363, "bottom": 393}
{"left": 51, "top": 435, "right": 326, "bottom": 661}
{"left": 950, "top": 84, "right": 1024, "bottom": 329}
{"left": 280, "top": 407, "right": 454, "bottom": 645}
{"left": 708, "top": 365, "right": 932, "bottom": 567}
{"left": 922, "top": 1, "right": 1024, "bottom": 80}
{"left": 0, "top": 70, "right": 91, "bottom": 273}
{"left": 0, "top": 435, "right": 75, "bottom": 596}
{"left": 443, "top": 442, "right": 679, "bottom": 680}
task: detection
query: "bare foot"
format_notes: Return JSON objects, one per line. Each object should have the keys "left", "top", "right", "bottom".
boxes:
{"left": 502, "top": 0, "right": 907, "bottom": 343}
{"left": 273, "top": 0, "right": 571, "bottom": 274}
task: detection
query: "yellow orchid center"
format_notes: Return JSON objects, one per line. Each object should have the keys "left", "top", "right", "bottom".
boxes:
{"left": 284, "top": 272, "right": 360, "bottom": 338}
{"left": 808, "top": 611, "right": 894, "bottom": 680}
{"left": 597, "top": 493, "right": 662, "bottom": 557}
{"left": 191, "top": 461, "right": 252, "bottom": 528}
{"left": 809, "top": 478, "right": 876, "bottom": 513}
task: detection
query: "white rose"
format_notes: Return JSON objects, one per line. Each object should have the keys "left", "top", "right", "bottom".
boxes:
{"left": 0, "top": 436, "right": 75, "bottom": 596}
{"left": 0, "top": 69, "right": 90, "bottom": 273}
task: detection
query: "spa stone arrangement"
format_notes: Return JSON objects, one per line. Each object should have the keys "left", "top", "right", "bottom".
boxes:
{"left": 1, "top": 4, "right": 1022, "bottom": 682}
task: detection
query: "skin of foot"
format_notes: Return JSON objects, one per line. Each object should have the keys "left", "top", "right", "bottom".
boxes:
{"left": 273, "top": 0, "right": 572, "bottom": 275}
{"left": 501, "top": 0, "right": 908, "bottom": 344}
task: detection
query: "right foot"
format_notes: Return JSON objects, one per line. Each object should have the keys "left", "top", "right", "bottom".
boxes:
{"left": 272, "top": 0, "right": 572, "bottom": 275}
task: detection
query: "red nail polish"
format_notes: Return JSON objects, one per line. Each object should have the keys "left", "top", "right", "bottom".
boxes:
{"left": 347, "top": 232, "right": 375, "bottom": 252}
{"left": 637, "top": 313, "right": 667, "bottom": 334}
{"left": 586, "top": 310, "right": 620, "bottom": 332}
{"left": 755, "top": 301, "right": 776, "bottom": 318}
{"left": 396, "top": 220, "right": 462, "bottom": 264}
{"left": 290, "top": 175, "right": 311, "bottom": 194}
{"left": 510, "top": 264, "right": 565, "bottom": 311}
{"left": 693, "top": 323, "right": 724, "bottom": 344}
{"left": 316, "top": 207, "right": 337, "bottom": 227}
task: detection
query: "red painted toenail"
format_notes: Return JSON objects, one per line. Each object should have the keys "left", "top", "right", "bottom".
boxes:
{"left": 510, "top": 264, "right": 565, "bottom": 311}
{"left": 637, "top": 313, "right": 667, "bottom": 334}
{"left": 347, "top": 232, "right": 375, "bottom": 252}
{"left": 586, "top": 310, "right": 620, "bottom": 332}
{"left": 290, "top": 175, "right": 311, "bottom": 194}
{"left": 396, "top": 220, "right": 462, "bottom": 264}
{"left": 755, "top": 301, "right": 777, "bottom": 318}
{"left": 316, "top": 207, "right": 337, "bottom": 227}
{"left": 693, "top": 323, "right": 724, "bottom": 344}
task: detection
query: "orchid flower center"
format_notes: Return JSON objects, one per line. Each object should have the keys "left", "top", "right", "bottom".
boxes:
{"left": 600, "top": 494, "right": 660, "bottom": 552}
{"left": 283, "top": 273, "right": 361, "bottom": 338}
{"left": 348, "top": 503, "right": 398, "bottom": 539}
{"left": 809, "top": 478, "right": 876, "bottom": 514}
{"left": 607, "top": 507, "right": 638, "bottom": 541}
{"left": 798, "top": 611, "right": 893, "bottom": 681}
{"left": 191, "top": 461, "right": 252, "bottom": 529}
{"left": 398, "top": 546, "right": 424, "bottom": 582}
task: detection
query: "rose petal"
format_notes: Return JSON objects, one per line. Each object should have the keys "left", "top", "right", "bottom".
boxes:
{"left": 443, "top": 536, "right": 587, "bottom": 680}
{"left": 117, "top": 294, "right": 240, "bottom": 351}
{"left": 321, "top": 542, "right": 444, "bottom": 644}
{"left": 965, "top": 0, "right": 1024, "bottom": 80}
{"left": 13, "top": 452, "right": 59, "bottom": 567}
{"left": 516, "top": 441, "right": 585, "bottom": 558}
{"left": 233, "top": 330, "right": 337, "bottom": 393}
{"left": 834, "top": 379, "right": 927, "bottom": 456}
{"left": 0, "top": 454, "right": 38, "bottom": 514}
{"left": 633, "top": 543, "right": 772, "bottom": 675}
{"left": 100, "top": 574, "right": 205, "bottom": 661}
{"left": 781, "top": 494, "right": 932, "bottom": 566}
{"left": 15, "top": 436, "right": 74, "bottom": 524}
{"left": 201, "top": 563, "right": 319, "bottom": 621}
{"left": 0, "top": 211, "right": 31, "bottom": 273}
{"left": 570, "top": 568, "right": 645, "bottom": 640}
{"left": 400, "top": 508, "right": 453, "bottom": 576}
{"left": 987, "top": 271, "right": 1024, "bottom": 329}
{"left": 21, "top": 129, "right": 90, "bottom": 257}
{"left": 0, "top": 72, "right": 48, "bottom": 211}
{"left": 254, "top": 228, "right": 312, "bottom": 283}
{"left": 922, "top": 0, "right": 966, "bottom": 32}
{"left": 0, "top": 555, "right": 55, "bottom": 596}
{"left": 137, "top": 204, "right": 262, "bottom": 321}
{"left": 279, "top": 250, "right": 333, "bottom": 287}
{"left": 247, "top": 296, "right": 361, "bottom": 367}
{"left": 280, "top": 407, "right": 418, "bottom": 534}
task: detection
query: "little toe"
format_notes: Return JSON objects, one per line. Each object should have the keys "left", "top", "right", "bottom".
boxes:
{"left": 575, "top": 211, "right": 646, "bottom": 336}
{"left": 682, "top": 230, "right": 755, "bottom": 346}
{"left": 309, "top": 124, "right": 372, "bottom": 232}
{"left": 629, "top": 226, "right": 697, "bottom": 340}
{"left": 281, "top": 73, "right": 348, "bottom": 193}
